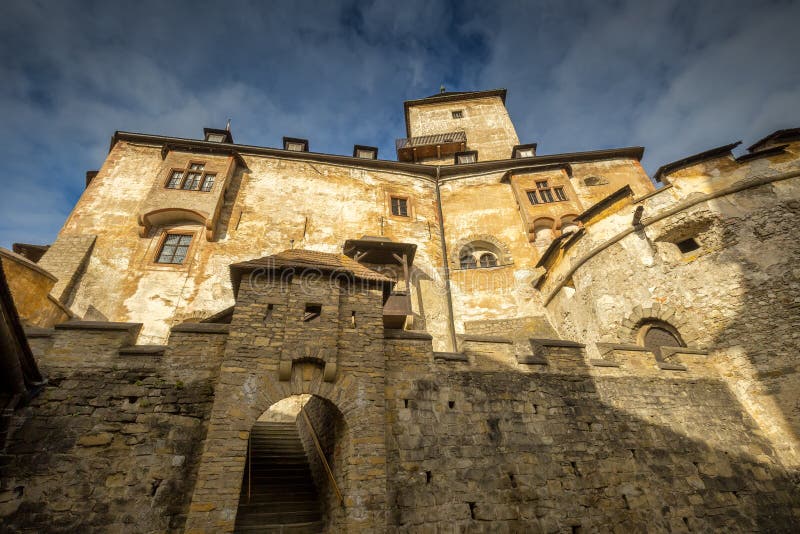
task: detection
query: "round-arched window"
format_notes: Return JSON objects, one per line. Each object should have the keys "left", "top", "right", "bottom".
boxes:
{"left": 640, "top": 321, "right": 684, "bottom": 360}
{"left": 459, "top": 253, "right": 477, "bottom": 270}
{"left": 479, "top": 253, "right": 498, "bottom": 268}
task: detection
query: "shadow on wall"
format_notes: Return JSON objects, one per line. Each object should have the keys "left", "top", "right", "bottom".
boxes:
{"left": 388, "top": 350, "right": 800, "bottom": 532}
{"left": 706, "top": 190, "right": 800, "bottom": 464}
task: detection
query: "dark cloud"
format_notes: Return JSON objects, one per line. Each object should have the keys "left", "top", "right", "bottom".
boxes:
{"left": 1, "top": 0, "right": 797, "bottom": 247}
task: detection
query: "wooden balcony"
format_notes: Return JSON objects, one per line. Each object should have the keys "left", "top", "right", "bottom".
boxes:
{"left": 395, "top": 131, "right": 467, "bottom": 162}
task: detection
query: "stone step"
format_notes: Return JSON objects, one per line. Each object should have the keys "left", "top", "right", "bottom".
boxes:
{"left": 233, "top": 521, "right": 324, "bottom": 534}
{"left": 235, "top": 422, "right": 322, "bottom": 533}
{"left": 234, "top": 509, "right": 322, "bottom": 524}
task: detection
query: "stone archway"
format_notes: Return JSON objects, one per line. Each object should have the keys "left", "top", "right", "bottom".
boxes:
{"left": 184, "top": 259, "right": 389, "bottom": 533}
{"left": 234, "top": 393, "right": 350, "bottom": 533}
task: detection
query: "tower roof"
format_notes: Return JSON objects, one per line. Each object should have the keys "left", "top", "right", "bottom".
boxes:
{"left": 230, "top": 249, "right": 393, "bottom": 294}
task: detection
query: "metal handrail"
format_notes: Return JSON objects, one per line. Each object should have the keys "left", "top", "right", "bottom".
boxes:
{"left": 300, "top": 407, "right": 344, "bottom": 507}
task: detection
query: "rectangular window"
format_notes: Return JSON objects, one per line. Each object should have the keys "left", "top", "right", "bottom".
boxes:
{"left": 456, "top": 152, "right": 477, "bottom": 164}
{"left": 206, "top": 133, "right": 225, "bottom": 142}
{"left": 452, "top": 110, "right": 463, "bottom": 119}
{"left": 201, "top": 174, "right": 215, "bottom": 192}
{"left": 526, "top": 190, "right": 539, "bottom": 204}
{"left": 540, "top": 188, "right": 555, "bottom": 203}
{"left": 166, "top": 170, "right": 183, "bottom": 189}
{"left": 182, "top": 172, "right": 202, "bottom": 190}
{"left": 189, "top": 163, "right": 205, "bottom": 170}
{"left": 286, "top": 141, "right": 305, "bottom": 152}
{"left": 554, "top": 187, "right": 567, "bottom": 201}
{"left": 303, "top": 304, "right": 322, "bottom": 323}
{"left": 517, "top": 148, "right": 534, "bottom": 158}
{"left": 156, "top": 234, "right": 192, "bottom": 264}
{"left": 391, "top": 196, "right": 409, "bottom": 217}
{"left": 536, "top": 181, "right": 548, "bottom": 189}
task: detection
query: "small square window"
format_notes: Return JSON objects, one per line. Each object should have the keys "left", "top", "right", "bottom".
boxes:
{"left": 452, "top": 110, "right": 463, "bottom": 119}
{"left": 354, "top": 145, "right": 378, "bottom": 159}
{"left": 455, "top": 151, "right": 477, "bottom": 164}
{"left": 156, "top": 234, "right": 192, "bottom": 264}
{"left": 391, "top": 197, "right": 409, "bottom": 217}
{"left": 303, "top": 304, "right": 322, "bottom": 322}
{"left": 676, "top": 238, "right": 700, "bottom": 254}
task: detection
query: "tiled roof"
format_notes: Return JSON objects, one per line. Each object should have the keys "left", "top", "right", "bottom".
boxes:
{"left": 396, "top": 131, "right": 466, "bottom": 150}
{"left": 231, "top": 249, "right": 393, "bottom": 283}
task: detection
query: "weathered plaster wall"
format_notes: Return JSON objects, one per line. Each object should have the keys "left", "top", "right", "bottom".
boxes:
{"left": 63, "top": 142, "right": 454, "bottom": 348}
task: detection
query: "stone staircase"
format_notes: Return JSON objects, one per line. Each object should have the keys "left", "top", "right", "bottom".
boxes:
{"left": 233, "top": 421, "right": 324, "bottom": 533}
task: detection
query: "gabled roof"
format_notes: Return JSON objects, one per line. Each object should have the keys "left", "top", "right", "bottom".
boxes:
{"left": 653, "top": 142, "right": 741, "bottom": 183}
{"left": 230, "top": 249, "right": 394, "bottom": 294}
{"left": 747, "top": 128, "right": 800, "bottom": 152}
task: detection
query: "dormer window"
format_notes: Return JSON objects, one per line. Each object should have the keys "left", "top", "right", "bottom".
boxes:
{"left": 283, "top": 137, "right": 309, "bottom": 152}
{"left": 353, "top": 145, "right": 378, "bottom": 160}
{"left": 203, "top": 127, "right": 233, "bottom": 143}
{"left": 512, "top": 143, "right": 537, "bottom": 159}
{"left": 452, "top": 110, "right": 463, "bottom": 119}
{"left": 454, "top": 151, "right": 478, "bottom": 165}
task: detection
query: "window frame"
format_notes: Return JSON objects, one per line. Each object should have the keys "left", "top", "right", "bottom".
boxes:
{"left": 525, "top": 180, "right": 567, "bottom": 204}
{"left": 451, "top": 110, "right": 464, "bottom": 119}
{"left": 390, "top": 196, "right": 410, "bottom": 217}
{"left": 154, "top": 232, "right": 194, "bottom": 265}
{"left": 454, "top": 150, "right": 478, "bottom": 165}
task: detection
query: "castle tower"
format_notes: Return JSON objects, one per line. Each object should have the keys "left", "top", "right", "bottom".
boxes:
{"left": 397, "top": 89, "right": 521, "bottom": 164}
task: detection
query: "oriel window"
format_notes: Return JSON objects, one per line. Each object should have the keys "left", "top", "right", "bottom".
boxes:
{"left": 164, "top": 162, "right": 216, "bottom": 192}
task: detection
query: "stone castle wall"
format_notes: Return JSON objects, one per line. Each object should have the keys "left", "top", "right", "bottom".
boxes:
{"left": 1, "top": 323, "right": 227, "bottom": 533}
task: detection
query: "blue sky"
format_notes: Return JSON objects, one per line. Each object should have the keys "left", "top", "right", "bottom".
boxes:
{"left": 1, "top": 0, "right": 799, "bottom": 248}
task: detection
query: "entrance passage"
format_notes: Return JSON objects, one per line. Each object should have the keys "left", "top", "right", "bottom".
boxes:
{"left": 234, "top": 396, "right": 323, "bottom": 533}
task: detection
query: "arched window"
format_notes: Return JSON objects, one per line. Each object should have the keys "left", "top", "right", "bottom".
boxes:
{"left": 459, "top": 253, "right": 477, "bottom": 269}
{"left": 479, "top": 253, "right": 498, "bottom": 268}
{"left": 639, "top": 321, "right": 685, "bottom": 360}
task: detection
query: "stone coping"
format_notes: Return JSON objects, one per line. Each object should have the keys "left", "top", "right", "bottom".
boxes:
{"left": 657, "top": 362, "right": 688, "bottom": 371}
{"left": 531, "top": 338, "right": 585, "bottom": 348}
{"left": 660, "top": 346, "right": 708, "bottom": 358}
{"left": 55, "top": 320, "right": 142, "bottom": 334}
{"left": 433, "top": 351, "right": 468, "bottom": 362}
{"left": 384, "top": 329, "right": 432, "bottom": 340}
{"left": 516, "top": 355, "right": 549, "bottom": 365}
{"left": 596, "top": 342, "right": 650, "bottom": 353}
{"left": 589, "top": 359, "right": 621, "bottom": 368}
{"left": 24, "top": 326, "right": 55, "bottom": 338}
{"left": 118, "top": 345, "right": 167, "bottom": 356}
{"left": 170, "top": 322, "right": 230, "bottom": 334}
{"left": 459, "top": 335, "right": 513, "bottom": 344}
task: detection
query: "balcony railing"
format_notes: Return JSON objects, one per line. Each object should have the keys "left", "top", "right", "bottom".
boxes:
{"left": 395, "top": 131, "right": 467, "bottom": 162}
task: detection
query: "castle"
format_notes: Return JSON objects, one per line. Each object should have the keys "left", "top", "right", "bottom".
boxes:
{"left": 1, "top": 88, "right": 799, "bottom": 532}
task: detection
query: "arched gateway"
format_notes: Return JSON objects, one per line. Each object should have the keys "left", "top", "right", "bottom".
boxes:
{"left": 185, "top": 250, "right": 392, "bottom": 533}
